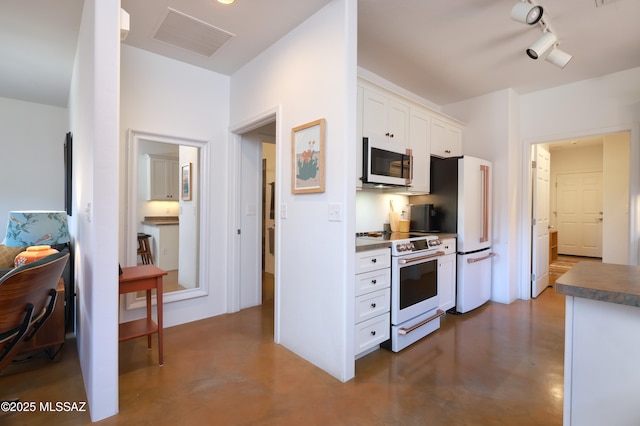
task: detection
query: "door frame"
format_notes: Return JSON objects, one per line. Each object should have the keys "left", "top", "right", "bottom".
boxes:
{"left": 520, "top": 125, "right": 639, "bottom": 300}
{"left": 228, "top": 107, "right": 281, "bottom": 342}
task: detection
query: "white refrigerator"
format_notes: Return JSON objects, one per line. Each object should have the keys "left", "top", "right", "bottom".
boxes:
{"left": 431, "top": 155, "right": 494, "bottom": 313}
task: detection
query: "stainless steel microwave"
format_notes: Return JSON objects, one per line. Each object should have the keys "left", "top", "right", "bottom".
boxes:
{"left": 362, "top": 137, "right": 413, "bottom": 186}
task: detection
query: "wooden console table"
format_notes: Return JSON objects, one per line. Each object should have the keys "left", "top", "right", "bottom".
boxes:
{"left": 119, "top": 265, "right": 167, "bottom": 366}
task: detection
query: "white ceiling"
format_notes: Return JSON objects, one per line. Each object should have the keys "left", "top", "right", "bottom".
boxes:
{"left": 2, "top": 0, "right": 640, "bottom": 108}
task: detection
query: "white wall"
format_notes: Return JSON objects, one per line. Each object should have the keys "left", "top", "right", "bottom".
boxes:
{"left": 68, "top": 0, "right": 120, "bottom": 421}
{"left": 355, "top": 191, "right": 410, "bottom": 233}
{"left": 0, "top": 97, "right": 67, "bottom": 240}
{"left": 520, "top": 67, "right": 640, "bottom": 285}
{"left": 229, "top": 0, "right": 357, "bottom": 381}
{"left": 120, "top": 44, "right": 231, "bottom": 326}
{"left": 603, "top": 133, "right": 630, "bottom": 264}
{"left": 443, "top": 89, "right": 521, "bottom": 304}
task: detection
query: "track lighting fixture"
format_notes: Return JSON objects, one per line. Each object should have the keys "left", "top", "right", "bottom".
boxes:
{"left": 511, "top": 2, "right": 544, "bottom": 25}
{"left": 546, "top": 46, "right": 573, "bottom": 68}
{"left": 511, "top": 2, "right": 572, "bottom": 67}
{"left": 526, "top": 31, "right": 557, "bottom": 59}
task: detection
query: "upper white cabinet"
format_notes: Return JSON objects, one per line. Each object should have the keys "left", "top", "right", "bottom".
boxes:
{"left": 362, "top": 87, "right": 409, "bottom": 147}
{"left": 147, "top": 154, "right": 179, "bottom": 201}
{"left": 408, "top": 108, "right": 431, "bottom": 194}
{"left": 431, "top": 118, "right": 462, "bottom": 158}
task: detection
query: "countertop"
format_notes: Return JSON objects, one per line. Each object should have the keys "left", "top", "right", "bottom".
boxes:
{"left": 356, "top": 232, "right": 457, "bottom": 253}
{"left": 555, "top": 262, "right": 640, "bottom": 308}
{"left": 141, "top": 216, "right": 179, "bottom": 226}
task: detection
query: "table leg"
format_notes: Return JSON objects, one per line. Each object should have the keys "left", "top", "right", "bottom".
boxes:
{"left": 146, "top": 289, "right": 152, "bottom": 350}
{"left": 156, "top": 276, "right": 164, "bottom": 366}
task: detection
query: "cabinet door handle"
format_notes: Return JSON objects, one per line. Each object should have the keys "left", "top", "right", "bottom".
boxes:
{"left": 371, "top": 279, "right": 377, "bottom": 285}
{"left": 445, "top": 149, "right": 451, "bottom": 154}
{"left": 371, "top": 258, "right": 377, "bottom": 263}
{"left": 385, "top": 132, "right": 390, "bottom": 137}
{"left": 370, "top": 303, "right": 377, "bottom": 308}
{"left": 370, "top": 330, "right": 376, "bottom": 336}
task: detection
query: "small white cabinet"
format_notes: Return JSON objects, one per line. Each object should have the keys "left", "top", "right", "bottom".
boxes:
{"left": 431, "top": 118, "right": 462, "bottom": 158}
{"left": 361, "top": 87, "right": 409, "bottom": 147}
{"left": 142, "top": 224, "right": 179, "bottom": 271}
{"left": 147, "top": 154, "right": 179, "bottom": 201}
{"left": 354, "top": 248, "right": 391, "bottom": 358}
{"left": 438, "top": 238, "right": 457, "bottom": 312}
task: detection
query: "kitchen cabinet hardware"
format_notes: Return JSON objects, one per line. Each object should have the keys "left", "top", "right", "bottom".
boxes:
{"left": 398, "top": 309, "right": 445, "bottom": 335}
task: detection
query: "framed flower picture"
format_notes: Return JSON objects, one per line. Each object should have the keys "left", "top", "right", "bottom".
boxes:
{"left": 181, "top": 162, "right": 192, "bottom": 200}
{"left": 291, "top": 118, "right": 325, "bottom": 194}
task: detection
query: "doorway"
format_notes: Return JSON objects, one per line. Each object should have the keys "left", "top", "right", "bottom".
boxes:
{"left": 529, "top": 131, "right": 630, "bottom": 298}
{"left": 230, "top": 117, "right": 278, "bottom": 320}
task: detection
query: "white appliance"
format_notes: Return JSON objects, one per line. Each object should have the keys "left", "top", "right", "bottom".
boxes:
{"left": 431, "top": 155, "right": 495, "bottom": 313}
{"left": 362, "top": 137, "right": 413, "bottom": 187}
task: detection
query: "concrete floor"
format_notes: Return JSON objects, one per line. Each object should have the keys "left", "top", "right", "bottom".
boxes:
{"left": 1, "top": 276, "right": 566, "bottom": 425}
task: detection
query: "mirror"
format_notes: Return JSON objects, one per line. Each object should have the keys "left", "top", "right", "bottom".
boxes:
{"left": 125, "top": 130, "right": 209, "bottom": 308}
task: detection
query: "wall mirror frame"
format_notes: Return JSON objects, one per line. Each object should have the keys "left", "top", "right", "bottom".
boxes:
{"left": 125, "top": 129, "right": 210, "bottom": 309}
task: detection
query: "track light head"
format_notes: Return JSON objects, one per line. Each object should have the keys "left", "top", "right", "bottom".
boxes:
{"left": 526, "top": 31, "right": 557, "bottom": 59}
{"left": 546, "top": 46, "right": 573, "bottom": 68}
{"left": 511, "top": 2, "right": 544, "bottom": 25}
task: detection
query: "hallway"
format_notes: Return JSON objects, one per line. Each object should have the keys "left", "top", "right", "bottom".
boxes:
{"left": 1, "top": 279, "right": 567, "bottom": 425}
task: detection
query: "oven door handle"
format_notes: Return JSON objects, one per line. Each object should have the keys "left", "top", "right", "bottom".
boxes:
{"left": 397, "top": 251, "right": 445, "bottom": 264}
{"left": 398, "top": 309, "right": 445, "bottom": 335}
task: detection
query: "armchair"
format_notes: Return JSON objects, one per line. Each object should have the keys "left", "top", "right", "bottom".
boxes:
{"left": 0, "top": 252, "right": 69, "bottom": 372}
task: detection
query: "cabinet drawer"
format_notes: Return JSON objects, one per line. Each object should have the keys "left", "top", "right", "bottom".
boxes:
{"left": 355, "top": 248, "right": 390, "bottom": 274}
{"left": 355, "top": 268, "right": 390, "bottom": 296}
{"left": 355, "top": 314, "right": 390, "bottom": 355}
{"left": 355, "top": 288, "right": 390, "bottom": 323}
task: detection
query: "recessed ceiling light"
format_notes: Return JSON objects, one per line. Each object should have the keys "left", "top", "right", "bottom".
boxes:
{"left": 217, "top": 0, "right": 235, "bottom": 4}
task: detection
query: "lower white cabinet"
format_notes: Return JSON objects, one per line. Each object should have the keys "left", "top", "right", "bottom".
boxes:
{"left": 438, "top": 238, "right": 457, "bottom": 312}
{"left": 142, "top": 224, "right": 179, "bottom": 271}
{"left": 354, "top": 248, "right": 391, "bottom": 358}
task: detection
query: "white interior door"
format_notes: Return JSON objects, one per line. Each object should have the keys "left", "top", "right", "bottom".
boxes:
{"left": 531, "top": 145, "right": 550, "bottom": 298}
{"left": 239, "top": 136, "right": 263, "bottom": 309}
{"left": 556, "top": 172, "right": 603, "bottom": 257}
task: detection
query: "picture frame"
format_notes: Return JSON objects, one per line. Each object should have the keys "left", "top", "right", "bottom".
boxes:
{"left": 64, "top": 132, "right": 73, "bottom": 216}
{"left": 181, "top": 162, "right": 192, "bottom": 201}
{"left": 291, "top": 118, "right": 325, "bottom": 194}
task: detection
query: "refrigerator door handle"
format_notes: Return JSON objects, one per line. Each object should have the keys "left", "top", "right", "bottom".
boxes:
{"left": 466, "top": 252, "right": 496, "bottom": 264}
{"left": 480, "top": 164, "right": 490, "bottom": 243}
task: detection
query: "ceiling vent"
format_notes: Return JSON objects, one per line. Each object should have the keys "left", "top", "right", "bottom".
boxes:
{"left": 153, "top": 8, "right": 235, "bottom": 57}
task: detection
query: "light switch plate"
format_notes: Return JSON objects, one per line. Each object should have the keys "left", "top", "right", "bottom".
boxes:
{"left": 328, "top": 203, "right": 342, "bottom": 222}
{"left": 280, "top": 203, "right": 287, "bottom": 219}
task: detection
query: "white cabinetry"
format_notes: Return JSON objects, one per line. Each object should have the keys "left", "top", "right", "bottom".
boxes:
{"left": 362, "top": 87, "right": 409, "bottom": 147}
{"left": 431, "top": 118, "right": 462, "bottom": 158}
{"left": 354, "top": 248, "right": 391, "bottom": 358}
{"left": 438, "top": 238, "right": 457, "bottom": 312}
{"left": 142, "top": 224, "right": 179, "bottom": 271}
{"left": 408, "top": 108, "right": 431, "bottom": 194}
{"left": 147, "top": 154, "right": 179, "bottom": 201}
{"left": 357, "top": 79, "right": 464, "bottom": 193}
